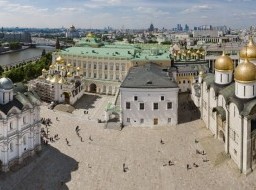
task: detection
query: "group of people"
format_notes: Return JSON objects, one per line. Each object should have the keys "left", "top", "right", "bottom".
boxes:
{"left": 41, "top": 117, "right": 59, "bottom": 146}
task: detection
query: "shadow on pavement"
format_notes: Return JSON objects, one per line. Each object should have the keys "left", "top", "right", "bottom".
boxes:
{"left": 178, "top": 92, "right": 201, "bottom": 124}
{"left": 0, "top": 145, "right": 79, "bottom": 190}
{"left": 73, "top": 93, "right": 101, "bottom": 110}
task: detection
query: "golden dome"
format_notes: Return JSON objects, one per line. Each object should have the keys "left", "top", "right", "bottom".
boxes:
{"left": 46, "top": 75, "right": 53, "bottom": 81}
{"left": 42, "top": 68, "right": 47, "bottom": 72}
{"left": 56, "top": 56, "right": 64, "bottom": 64}
{"left": 215, "top": 52, "right": 233, "bottom": 71}
{"left": 50, "top": 75, "right": 59, "bottom": 83}
{"left": 239, "top": 37, "right": 256, "bottom": 59}
{"left": 234, "top": 59, "right": 256, "bottom": 83}
{"left": 61, "top": 66, "right": 65, "bottom": 70}
{"left": 67, "top": 63, "right": 72, "bottom": 68}
{"left": 49, "top": 65, "right": 54, "bottom": 69}
{"left": 199, "top": 70, "right": 204, "bottom": 76}
{"left": 76, "top": 67, "right": 80, "bottom": 71}
{"left": 196, "top": 50, "right": 200, "bottom": 54}
{"left": 187, "top": 50, "right": 191, "bottom": 54}
{"left": 58, "top": 77, "right": 66, "bottom": 84}
{"left": 67, "top": 72, "right": 72, "bottom": 77}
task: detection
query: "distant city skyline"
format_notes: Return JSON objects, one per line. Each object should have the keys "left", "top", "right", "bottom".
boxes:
{"left": 0, "top": 0, "right": 255, "bottom": 29}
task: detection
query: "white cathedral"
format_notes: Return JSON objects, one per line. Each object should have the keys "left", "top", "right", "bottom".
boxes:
{"left": 191, "top": 37, "right": 256, "bottom": 174}
{"left": 0, "top": 77, "right": 41, "bottom": 172}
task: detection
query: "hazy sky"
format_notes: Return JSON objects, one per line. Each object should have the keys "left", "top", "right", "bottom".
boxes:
{"left": 0, "top": 0, "right": 255, "bottom": 29}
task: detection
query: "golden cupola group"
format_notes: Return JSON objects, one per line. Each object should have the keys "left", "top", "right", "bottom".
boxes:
{"left": 239, "top": 37, "right": 256, "bottom": 60}
{"left": 214, "top": 52, "right": 234, "bottom": 71}
{"left": 234, "top": 59, "right": 256, "bottom": 83}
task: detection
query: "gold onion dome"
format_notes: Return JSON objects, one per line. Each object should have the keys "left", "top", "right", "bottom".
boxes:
{"left": 58, "top": 77, "right": 66, "bottom": 84}
{"left": 49, "top": 64, "right": 54, "bottom": 69}
{"left": 46, "top": 75, "right": 53, "bottom": 81}
{"left": 42, "top": 68, "right": 47, "bottom": 72}
{"left": 50, "top": 75, "right": 59, "bottom": 83}
{"left": 67, "top": 63, "right": 72, "bottom": 68}
{"left": 76, "top": 67, "right": 80, "bottom": 71}
{"left": 240, "top": 37, "right": 256, "bottom": 59}
{"left": 67, "top": 72, "right": 72, "bottom": 77}
{"left": 56, "top": 56, "right": 64, "bottom": 64}
{"left": 196, "top": 50, "right": 200, "bottom": 54}
{"left": 234, "top": 59, "right": 256, "bottom": 83}
{"left": 61, "top": 66, "right": 65, "bottom": 70}
{"left": 215, "top": 52, "right": 233, "bottom": 71}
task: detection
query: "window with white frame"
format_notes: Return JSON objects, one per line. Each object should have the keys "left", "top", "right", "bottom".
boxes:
{"left": 153, "top": 103, "right": 158, "bottom": 110}
{"left": 167, "top": 102, "right": 172, "bottom": 109}
{"left": 126, "top": 102, "right": 131, "bottom": 109}
{"left": 139, "top": 103, "right": 144, "bottom": 110}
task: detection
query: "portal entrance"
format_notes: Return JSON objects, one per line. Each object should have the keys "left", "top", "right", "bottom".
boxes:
{"left": 89, "top": 83, "right": 97, "bottom": 93}
{"left": 63, "top": 92, "right": 70, "bottom": 104}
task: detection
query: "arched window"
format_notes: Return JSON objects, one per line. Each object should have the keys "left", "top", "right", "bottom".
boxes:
{"left": 9, "top": 143, "right": 13, "bottom": 152}
{"left": 23, "top": 136, "right": 26, "bottom": 145}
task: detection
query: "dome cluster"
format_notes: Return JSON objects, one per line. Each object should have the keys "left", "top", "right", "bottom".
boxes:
{"left": 214, "top": 37, "right": 256, "bottom": 83}
{"left": 0, "top": 78, "right": 13, "bottom": 90}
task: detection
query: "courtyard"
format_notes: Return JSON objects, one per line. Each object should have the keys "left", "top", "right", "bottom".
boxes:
{"left": 0, "top": 93, "right": 256, "bottom": 190}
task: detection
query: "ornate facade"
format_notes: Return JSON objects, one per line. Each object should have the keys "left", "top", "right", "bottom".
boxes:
{"left": 0, "top": 78, "right": 41, "bottom": 172}
{"left": 29, "top": 56, "right": 84, "bottom": 105}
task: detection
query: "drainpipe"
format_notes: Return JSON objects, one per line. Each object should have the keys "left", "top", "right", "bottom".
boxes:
{"left": 240, "top": 116, "right": 244, "bottom": 173}
{"left": 226, "top": 105, "right": 230, "bottom": 154}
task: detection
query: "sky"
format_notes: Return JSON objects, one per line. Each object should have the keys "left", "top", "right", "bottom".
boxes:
{"left": 0, "top": 0, "right": 255, "bottom": 29}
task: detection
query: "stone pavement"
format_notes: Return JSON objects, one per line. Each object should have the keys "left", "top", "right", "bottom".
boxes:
{"left": 1, "top": 94, "right": 256, "bottom": 189}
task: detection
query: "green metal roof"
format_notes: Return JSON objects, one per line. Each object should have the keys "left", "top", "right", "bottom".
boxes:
{"left": 61, "top": 46, "right": 135, "bottom": 59}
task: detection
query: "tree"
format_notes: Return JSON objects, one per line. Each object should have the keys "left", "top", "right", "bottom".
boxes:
{"left": 41, "top": 49, "right": 46, "bottom": 57}
{"left": 56, "top": 37, "right": 60, "bottom": 50}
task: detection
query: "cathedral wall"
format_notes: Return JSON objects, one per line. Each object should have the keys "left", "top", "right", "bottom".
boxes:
{"left": 229, "top": 102, "right": 242, "bottom": 166}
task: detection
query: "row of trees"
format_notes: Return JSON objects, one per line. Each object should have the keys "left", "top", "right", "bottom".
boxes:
{"left": 1, "top": 52, "right": 52, "bottom": 83}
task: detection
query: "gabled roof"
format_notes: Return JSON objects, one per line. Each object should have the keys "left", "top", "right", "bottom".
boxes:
{"left": 121, "top": 63, "right": 178, "bottom": 89}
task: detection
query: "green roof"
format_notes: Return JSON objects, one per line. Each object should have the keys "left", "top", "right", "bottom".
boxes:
{"left": 61, "top": 46, "right": 135, "bottom": 59}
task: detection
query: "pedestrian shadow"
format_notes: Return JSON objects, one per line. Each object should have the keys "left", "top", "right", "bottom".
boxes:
{"left": 0, "top": 145, "right": 79, "bottom": 190}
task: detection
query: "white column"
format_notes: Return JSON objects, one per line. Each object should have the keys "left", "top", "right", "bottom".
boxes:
{"left": 243, "top": 117, "right": 252, "bottom": 174}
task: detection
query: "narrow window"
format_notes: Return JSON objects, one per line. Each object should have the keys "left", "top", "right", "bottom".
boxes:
{"left": 10, "top": 143, "right": 13, "bottom": 152}
{"left": 140, "top": 119, "right": 144, "bottom": 124}
{"left": 134, "top": 96, "right": 138, "bottom": 101}
{"left": 161, "top": 96, "right": 164, "bottom": 101}
{"left": 167, "top": 102, "right": 172, "bottom": 109}
{"left": 168, "top": 118, "right": 172, "bottom": 123}
{"left": 244, "top": 86, "right": 246, "bottom": 96}
{"left": 10, "top": 122, "right": 13, "bottom": 130}
{"left": 140, "top": 103, "right": 144, "bottom": 110}
{"left": 23, "top": 136, "right": 26, "bottom": 145}
{"left": 253, "top": 85, "right": 255, "bottom": 95}
{"left": 220, "top": 74, "right": 222, "bottom": 83}
{"left": 153, "top": 103, "right": 158, "bottom": 110}
{"left": 126, "top": 102, "right": 131, "bottom": 109}
{"left": 127, "top": 118, "right": 130, "bottom": 123}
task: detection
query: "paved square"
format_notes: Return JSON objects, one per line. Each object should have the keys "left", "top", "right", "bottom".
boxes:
{"left": 1, "top": 94, "right": 256, "bottom": 190}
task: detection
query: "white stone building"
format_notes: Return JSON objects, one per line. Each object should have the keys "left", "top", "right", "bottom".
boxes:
{"left": 191, "top": 37, "right": 256, "bottom": 174}
{"left": 0, "top": 78, "right": 41, "bottom": 172}
{"left": 120, "top": 63, "right": 179, "bottom": 127}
